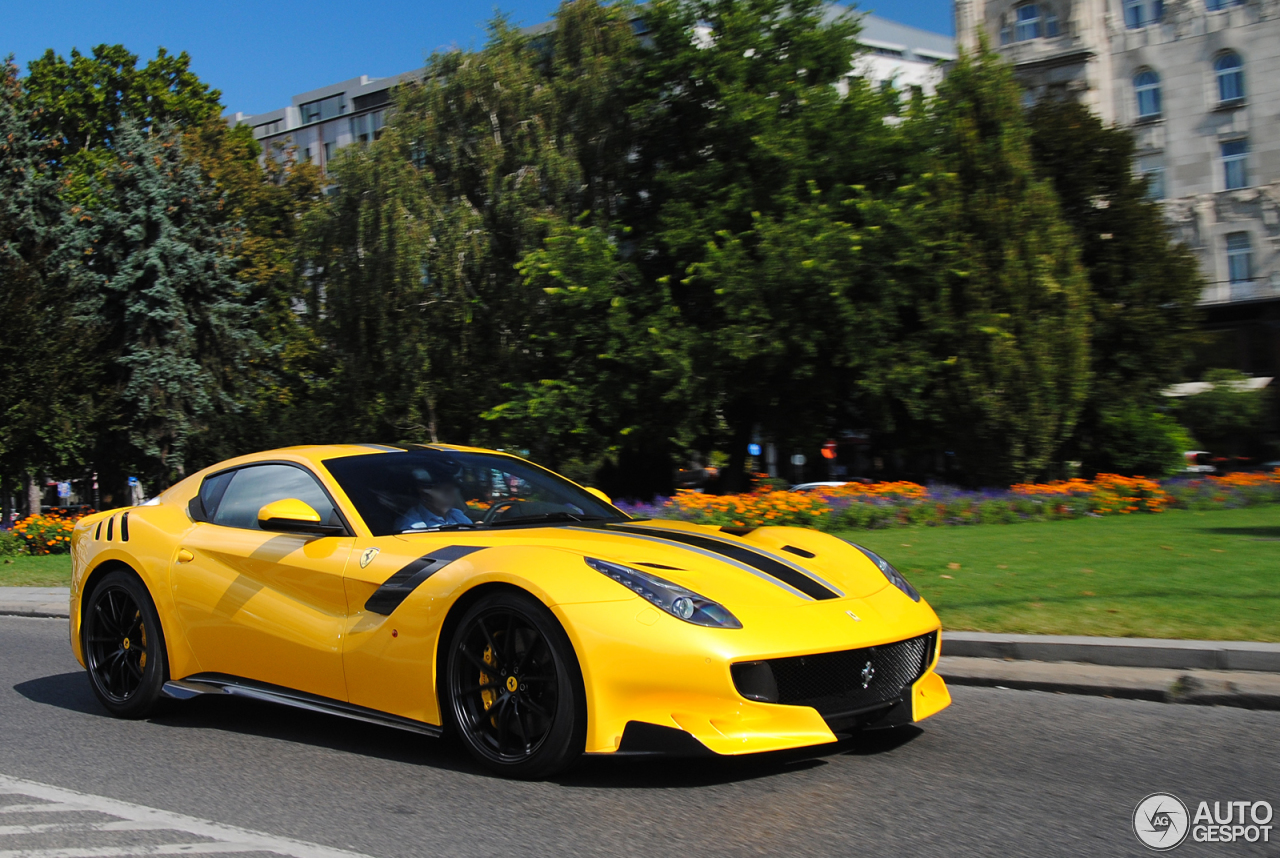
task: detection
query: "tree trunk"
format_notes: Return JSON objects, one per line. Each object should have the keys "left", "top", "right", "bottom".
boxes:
{"left": 1, "top": 476, "right": 9, "bottom": 527}
{"left": 27, "top": 474, "right": 43, "bottom": 518}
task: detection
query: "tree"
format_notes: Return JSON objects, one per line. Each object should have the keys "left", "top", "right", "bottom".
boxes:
{"left": 300, "top": 125, "right": 437, "bottom": 444}
{"left": 1027, "top": 99, "right": 1202, "bottom": 476}
{"left": 23, "top": 44, "right": 222, "bottom": 193}
{"left": 70, "top": 121, "right": 257, "bottom": 489}
{"left": 0, "top": 58, "right": 97, "bottom": 516}
{"left": 306, "top": 0, "right": 647, "bottom": 453}
{"left": 625, "top": 0, "right": 903, "bottom": 487}
{"left": 485, "top": 217, "right": 690, "bottom": 486}
{"left": 181, "top": 118, "right": 326, "bottom": 461}
{"left": 880, "top": 46, "right": 1092, "bottom": 484}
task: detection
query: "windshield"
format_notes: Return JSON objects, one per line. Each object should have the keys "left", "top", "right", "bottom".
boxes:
{"left": 322, "top": 448, "right": 628, "bottom": 536}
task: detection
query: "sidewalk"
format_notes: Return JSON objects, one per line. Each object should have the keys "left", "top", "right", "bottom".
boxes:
{"left": 0, "top": 587, "right": 70, "bottom": 618}
{"left": 4, "top": 587, "right": 1278, "bottom": 711}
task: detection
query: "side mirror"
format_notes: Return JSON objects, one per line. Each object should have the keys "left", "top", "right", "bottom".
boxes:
{"left": 258, "top": 498, "right": 344, "bottom": 536}
{"left": 584, "top": 487, "right": 612, "bottom": 505}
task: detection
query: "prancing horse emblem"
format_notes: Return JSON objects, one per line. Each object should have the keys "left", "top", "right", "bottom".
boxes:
{"left": 359, "top": 547, "right": 380, "bottom": 568}
{"left": 861, "top": 660, "right": 875, "bottom": 689}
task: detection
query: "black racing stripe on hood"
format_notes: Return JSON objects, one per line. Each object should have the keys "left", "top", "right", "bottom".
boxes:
{"left": 605, "top": 524, "right": 840, "bottom": 600}
{"left": 365, "top": 545, "right": 485, "bottom": 615}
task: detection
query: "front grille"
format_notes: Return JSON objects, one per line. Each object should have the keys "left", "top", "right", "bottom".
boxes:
{"left": 749, "top": 632, "right": 936, "bottom": 718}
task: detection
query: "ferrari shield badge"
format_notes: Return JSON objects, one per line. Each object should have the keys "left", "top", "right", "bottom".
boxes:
{"left": 359, "top": 547, "right": 380, "bottom": 569}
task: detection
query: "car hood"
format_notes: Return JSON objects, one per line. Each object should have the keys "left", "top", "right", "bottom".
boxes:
{"left": 436, "top": 519, "right": 895, "bottom": 608}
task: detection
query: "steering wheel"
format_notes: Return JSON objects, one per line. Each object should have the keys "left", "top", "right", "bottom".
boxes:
{"left": 481, "top": 499, "right": 522, "bottom": 526}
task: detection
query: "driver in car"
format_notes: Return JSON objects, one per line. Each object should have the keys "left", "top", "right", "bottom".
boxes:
{"left": 396, "top": 466, "right": 473, "bottom": 532}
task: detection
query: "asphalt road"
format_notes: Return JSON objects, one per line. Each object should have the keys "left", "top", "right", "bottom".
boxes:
{"left": 2, "top": 615, "right": 1277, "bottom": 858}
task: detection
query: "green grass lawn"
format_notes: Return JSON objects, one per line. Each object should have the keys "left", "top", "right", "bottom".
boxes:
{"left": 847, "top": 505, "right": 1280, "bottom": 642}
{"left": 4, "top": 505, "right": 1278, "bottom": 640}
{"left": 0, "top": 554, "right": 72, "bottom": 587}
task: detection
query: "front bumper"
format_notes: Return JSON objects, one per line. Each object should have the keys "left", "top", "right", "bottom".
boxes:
{"left": 555, "top": 584, "right": 952, "bottom": 756}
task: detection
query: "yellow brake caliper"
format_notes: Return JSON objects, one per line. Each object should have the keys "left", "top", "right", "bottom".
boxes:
{"left": 138, "top": 614, "right": 147, "bottom": 670}
{"left": 480, "top": 646, "right": 495, "bottom": 715}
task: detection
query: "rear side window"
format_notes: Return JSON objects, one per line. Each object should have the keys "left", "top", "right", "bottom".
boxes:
{"left": 198, "top": 471, "right": 235, "bottom": 520}
{"left": 208, "top": 464, "right": 340, "bottom": 531}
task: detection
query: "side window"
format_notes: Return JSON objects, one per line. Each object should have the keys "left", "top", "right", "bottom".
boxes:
{"left": 210, "top": 464, "right": 339, "bottom": 531}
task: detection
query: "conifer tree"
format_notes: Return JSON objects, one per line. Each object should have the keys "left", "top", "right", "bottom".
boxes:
{"left": 71, "top": 121, "right": 256, "bottom": 488}
{"left": 1028, "top": 99, "right": 1202, "bottom": 476}
{"left": 886, "top": 46, "right": 1092, "bottom": 483}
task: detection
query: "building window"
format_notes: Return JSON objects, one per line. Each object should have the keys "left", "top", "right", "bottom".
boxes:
{"left": 254, "top": 119, "right": 283, "bottom": 138}
{"left": 1226, "top": 233, "right": 1251, "bottom": 283}
{"left": 1000, "top": 17, "right": 1012, "bottom": 44}
{"left": 1125, "top": 0, "right": 1162, "bottom": 27}
{"left": 299, "top": 93, "right": 345, "bottom": 125}
{"left": 1221, "top": 139, "right": 1247, "bottom": 189}
{"left": 1134, "top": 70, "right": 1161, "bottom": 119}
{"left": 1136, "top": 153, "right": 1165, "bottom": 199}
{"left": 1215, "top": 53, "right": 1244, "bottom": 102}
{"left": 1045, "top": 10, "right": 1061, "bottom": 35}
{"left": 1205, "top": 0, "right": 1243, "bottom": 10}
{"left": 302, "top": 147, "right": 312, "bottom": 164}
{"left": 1015, "top": 4, "right": 1041, "bottom": 40}
{"left": 323, "top": 141, "right": 336, "bottom": 164}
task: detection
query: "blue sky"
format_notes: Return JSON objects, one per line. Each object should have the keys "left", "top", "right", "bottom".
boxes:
{"left": 7, "top": 0, "right": 954, "bottom": 117}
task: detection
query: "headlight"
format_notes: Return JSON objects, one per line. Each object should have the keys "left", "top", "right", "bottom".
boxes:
{"left": 847, "top": 542, "right": 921, "bottom": 602}
{"left": 585, "top": 557, "right": 742, "bottom": 629}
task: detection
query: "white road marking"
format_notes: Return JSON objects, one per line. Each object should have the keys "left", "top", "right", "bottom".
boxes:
{"left": 0, "top": 775, "right": 377, "bottom": 858}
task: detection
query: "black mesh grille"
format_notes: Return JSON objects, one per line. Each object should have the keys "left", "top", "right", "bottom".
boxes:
{"left": 747, "top": 632, "right": 936, "bottom": 717}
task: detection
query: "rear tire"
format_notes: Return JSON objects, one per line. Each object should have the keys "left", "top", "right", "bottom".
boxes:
{"left": 82, "top": 569, "right": 168, "bottom": 718}
{"left": 445, "top": 591, "right": 584, "bottom": 779}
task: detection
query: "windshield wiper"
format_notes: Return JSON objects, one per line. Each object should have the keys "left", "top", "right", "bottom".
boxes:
{"left": 398, "top": 522, "right": 482, "bottom": 534}
{"left": 488, "top": 512, "right": 609, "bottom": 527}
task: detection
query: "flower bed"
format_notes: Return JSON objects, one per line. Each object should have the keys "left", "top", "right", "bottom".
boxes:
{"left": 9, "top": 509, "right": 92, "bottom": 555}
{"left": 614, "top": 471, "right": 1280, "bottom": 531}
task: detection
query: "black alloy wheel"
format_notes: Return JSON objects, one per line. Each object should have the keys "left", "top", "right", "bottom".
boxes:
{"left": 446, "top": 591, "right": 584, "bottom": 779}
{"left": 83, "top": 569, "right": 167, "bottom": 718}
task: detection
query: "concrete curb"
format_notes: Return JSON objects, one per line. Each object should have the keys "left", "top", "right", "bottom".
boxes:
{"left": 939, "top": 656, "right": 1280, "bottom": 711}
{"left": 944, "top": 631, "right": 1280, "bottom": 672}
{"left": 0, "top": 587, "right": 70, "bottom": 618}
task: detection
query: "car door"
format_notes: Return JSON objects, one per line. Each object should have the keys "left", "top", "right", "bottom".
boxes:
{"left": 171, "top": 462, "right": 354, "bottom": 701}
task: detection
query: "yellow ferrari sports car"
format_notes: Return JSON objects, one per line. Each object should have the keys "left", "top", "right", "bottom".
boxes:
{"left": 69, "top": 444, "right": 950, "bottom": 778}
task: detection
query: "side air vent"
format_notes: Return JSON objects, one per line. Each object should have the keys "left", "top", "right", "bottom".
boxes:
{"left": 635, "top": 562, "right": 683, "bottom": 571}
{"left": 95, "top": 521, "right": 103, "bottom": 540}
{"left": 106, "top": 516, "right": 114, "bottom": 542}
{"left": 121, "top": 512, "right": 130, "bottom": 542}
{"left": 781, "top": 545, "right": 815, "bottom": 558}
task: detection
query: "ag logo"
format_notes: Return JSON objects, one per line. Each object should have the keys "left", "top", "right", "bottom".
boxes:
{"left": 1134, "top": 793, "right": 1190, "bottom": 851}
{"left": 359, "top": 547, "right": 380, "bottom": 569}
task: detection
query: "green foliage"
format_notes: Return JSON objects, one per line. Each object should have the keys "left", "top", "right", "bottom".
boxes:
{"left": 181, "top": 117, "right": 327, "bottom": 460}
{"left": 882, "top": 47, "right": 1091, "bottom": 484}
{"left": 0, "top": 529, "right": 26, "bottom": 557}
{"left": 70, "top": 122, "right": 258, "bottom": 485}
{"left": 1092, "top": 405, "right": 1190, "bottom": 477}
{"left": 0, "top": 59, "right": 98, "bottom": 485}
{"left": 23, "top": 44, "right": 222, "bottom": 201}
{"left": 625, "top": 0, "right": 901, "bottom": 486}
{"left": 1027, "top": 99, "right": 1203, "bottom": 475}
{"left": 1178, "top": 369, "right": 1269, "bottom": 455}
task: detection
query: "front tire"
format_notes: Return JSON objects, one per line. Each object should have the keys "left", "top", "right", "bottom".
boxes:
{"left": 82, "top": 569, "right": 168, "bottom": 718}
{"left": 445, "top": 591, "right": 584, "bottom": 779}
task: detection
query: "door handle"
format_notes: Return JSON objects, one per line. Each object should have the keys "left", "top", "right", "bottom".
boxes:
{"left": 176, "top": 549, "right": 195, "bottom": 563}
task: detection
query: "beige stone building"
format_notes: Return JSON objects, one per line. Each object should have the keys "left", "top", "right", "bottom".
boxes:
{"left": 957, "top": 0, "right": 1280, "bottom": 382}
